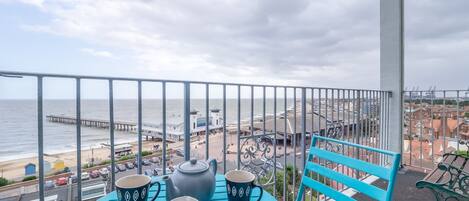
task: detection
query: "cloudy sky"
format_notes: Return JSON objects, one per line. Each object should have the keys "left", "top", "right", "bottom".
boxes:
{"left": 0, "top": 0, "right": 468, "bottom": 98}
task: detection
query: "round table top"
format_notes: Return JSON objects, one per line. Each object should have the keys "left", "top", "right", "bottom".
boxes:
{"left": 97, "top": 174, "right": 276, "bottom": 201}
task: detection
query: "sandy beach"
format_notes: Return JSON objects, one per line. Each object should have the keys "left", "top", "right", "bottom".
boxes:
{"left": 0, "top": 140, "right": 164, "bottom": 180}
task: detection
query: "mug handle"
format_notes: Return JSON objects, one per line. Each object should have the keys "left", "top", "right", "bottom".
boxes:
{"left": 149, "top": 181, "right": 161, "bottom": 201}
{"left": 253, "top": 184, "right": 263, "bottom": 201}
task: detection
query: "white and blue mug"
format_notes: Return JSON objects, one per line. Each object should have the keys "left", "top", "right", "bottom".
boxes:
{"left": 225, "top": 170, "right": 263, "bottom": 201}
{"left": 116, "top": 175, "right": 160, "bottom": 201}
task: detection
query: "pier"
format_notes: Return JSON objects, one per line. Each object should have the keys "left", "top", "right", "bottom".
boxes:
{"left": 46, "top": 115, "right": 136, "bottom": 131}
{"left": 45, "top": 115, "right": 223, "bottom": 142}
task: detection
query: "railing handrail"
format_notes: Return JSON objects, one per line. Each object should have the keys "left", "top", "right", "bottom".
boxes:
{"left": 404, "top": 90, "right": 469, "bottom": 92}
{"left": 0, "top": 70, "right": 391, "bottom": 92}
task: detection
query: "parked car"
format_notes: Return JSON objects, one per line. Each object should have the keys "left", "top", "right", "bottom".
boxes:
{"left": 133, "top": 159, "right": 151, "bottom": 167}
{"left": 125, "top": 162, "right": 135, "bottom": 169}
{"left": 149, "top": 157, "right": 160, "bottom": 164}
{"left": 144, "top": 169, "right": 157, "bottom": 176}
{"left": 89, "top": 170, "right": 100, "bottom": 179}
{"left": 142, "top": 159, "right": 151, "bottom": 166}
{"left": 99, "top": 167, "right": 110, "bottom": 177}
{"left": 152, "top": 167, "right": 173, "bottom": 175}
{"left": 116, "top": 164, "right": 127, "bottom": 172}
{"left": 44, "top": 180, "right": 55, "bottom": 190}
{"left": 70, "top": 175, "right": 78, "bottom": 183}
{"left": 55, "top": 177, "right": 68, "bottom": 186}
{"left": 81, "top": 172, "right": 90, "bottom": 180}
{"left": 107, "top": 165, "right": 119, "bottom": 173}
{"left": 175, "top": 149, "right": 184, "bottom": 157}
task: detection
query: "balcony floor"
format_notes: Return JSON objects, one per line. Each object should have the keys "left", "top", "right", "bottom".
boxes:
{"left": 353, "top": 168, "right": 435, "bottom": 201}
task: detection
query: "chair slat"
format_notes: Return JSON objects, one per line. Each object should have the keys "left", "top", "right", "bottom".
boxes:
{"left": 305, "top": 162, "right": 387, "bottom": 200}
{"left": 300, "top": 176, "right": 356, "bottom": 201}
{"left": 309, "top": 147, "right": 391, "bottom": 180}
{"left": 296, "top": 136, "right": 400, "bottom": 201}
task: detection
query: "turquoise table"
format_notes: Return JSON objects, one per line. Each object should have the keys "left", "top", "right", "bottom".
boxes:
{"left": 98, "top": 174, "right": 276, "bottom": 201}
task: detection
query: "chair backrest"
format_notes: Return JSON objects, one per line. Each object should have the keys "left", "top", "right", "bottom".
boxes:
{"left": 296, "top": 136, "right": 401, "bottom": 201}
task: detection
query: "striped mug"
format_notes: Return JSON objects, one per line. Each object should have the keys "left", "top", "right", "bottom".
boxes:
{"left": 225, "top": 170, "right": 263, "bottom": 201}
{"left": 116, "top": 175, "right": 161, "bottom": 201}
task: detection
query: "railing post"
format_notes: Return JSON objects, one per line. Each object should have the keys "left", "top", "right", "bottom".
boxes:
{"left": 205, "top": 84, "right": 210, "bottom": 160}
{"left": 380, "top": 0, "right": 404, "bottom": 155}
{"left": 76, "top": 78, "right": 82, "bottom": 201}
{"left": 162, "top": 82, "right": 167, "bottom": 175}
{"left": 137, "top": 81, "right": 143, "bottom": 174}
{"left": 184, "top": 82, "right": 191, "bottom": 161}
{"left": 108, "top": 80, "right": 115, "bottom": 190}
{"left": 37, "top": 76, "right": 44, "bottom": 201}
{"left": 301, "top": 88, "right": 307, "bottom": 170}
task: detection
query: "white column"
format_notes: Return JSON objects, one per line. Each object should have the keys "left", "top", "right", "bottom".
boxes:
{"left": 380, "top": 0, "right": 404, "bottom": 155}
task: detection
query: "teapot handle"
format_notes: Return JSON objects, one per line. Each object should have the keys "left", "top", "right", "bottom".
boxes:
{"left": 207, "top": 158, "right": 217, "bottom": 176}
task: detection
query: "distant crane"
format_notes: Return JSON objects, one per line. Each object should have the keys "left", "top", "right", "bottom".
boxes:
{"left": 425, "top": 86, "right": 436, "bottom": 99}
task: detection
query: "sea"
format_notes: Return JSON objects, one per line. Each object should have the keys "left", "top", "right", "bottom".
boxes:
{"left": 0, "top": 99, "right": 287, "bottom": 162}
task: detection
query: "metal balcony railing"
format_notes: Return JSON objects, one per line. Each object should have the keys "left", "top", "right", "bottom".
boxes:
{"left": 0, "top": 71, "right": 392, "bottom": 201}
{"left": 403, "top": 89, "right": 469, "bottom": 170}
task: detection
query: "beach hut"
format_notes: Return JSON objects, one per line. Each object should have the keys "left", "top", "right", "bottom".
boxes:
{"left": 53, "top": 159, "right": 65, "bottom": 171}
{"left": 24, "top": 163, "right": 36, "bottom": 176}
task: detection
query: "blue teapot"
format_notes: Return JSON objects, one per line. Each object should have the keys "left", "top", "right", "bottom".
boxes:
{"left": 163, "top": 158, "right": 217, "bottom": 200}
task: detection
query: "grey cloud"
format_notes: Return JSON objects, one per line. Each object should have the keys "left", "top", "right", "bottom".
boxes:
{"left": 16, "top": 0, "right": 468, "bottom": 89}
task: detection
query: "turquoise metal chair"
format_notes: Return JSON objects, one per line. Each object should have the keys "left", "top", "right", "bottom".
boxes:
{"left": 296, "top": 135, "right": 401, "bottom": 201}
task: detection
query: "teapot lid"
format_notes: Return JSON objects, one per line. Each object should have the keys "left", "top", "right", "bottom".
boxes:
{"left": 177, "top": 159, "right": 209, "bottom": 174}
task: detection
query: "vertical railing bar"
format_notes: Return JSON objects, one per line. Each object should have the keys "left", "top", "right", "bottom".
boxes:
{"left": 301, "top": 88, "right": 307, "bottom": 172}
{"left": 378, "top": 92, "right": 385, "bottom": 165}
{"left": 273, "top": 87, "right": 277, "bottom": 198}
{"left": 206, "top": 83, "right": 210, "bottom": 160}
{"left": 300, "top": 88, "right": 307, "bottom": 200}
{"left": 330, "top": 89, "right": 336, "bottom": 191}
{"left": 184, "top": 82, "right": 191, "bottom": 161}
{"left": 386, "top": 92, "right": 391, "bottom": 164}
{"left": 251, "top": 86, "right": 254, "bottom": 136}
{"left": 292, "top": 88, "right": 297, "bottom": 201}
{"left": 263, "top": 87, "right": 266, "bottom": 136}
{"left": 384, "top": 91, "right": 388, "bottom": 164}
{"left": 408, "top": 91, "right": 412, "bottom": 166}
{"left": 76, "top": 78, "right": 82, "bottom": 200}
{"left": 237, "top": 85, "right": 241, "bottom": 170}
{"left": 355, "top": 90, "right": 363, "bottom": 178}
{"left": 340, "top": 89, "right": 345, "bottom": 187}
{"left": 316, "top": 89, "right": 322, "bottom": 200}
{"left": 324, "top": 88, "right": 329, "bottom": 194}
{"left": 419, "top": 91, "right": 423, "bottom": 167}
{"left": 457, "top": 91, "right": 460, "bottom": 152}
{"left": 283, "top": 87, "right": 287, "bottom": 201}
{"left": 443, "top": 91, "right": 446, "bottom": 155}
{"left": 109, "top": 79, "right": 116, "bottom": 190}
{"left": 366, "top": 91, "right": 370, "bottom": 158}
{"left": 310, "top": 88, "right": 314, "bottom": 201}
{"left": 429, "top": 90, "right": 434, "bottom": 165}
{"left": 137, "top": 81, "right": 143, "bottom": 174}
{"left": 366, "top": 91, "right": 369, "bottom": 160}
{"left": 37, "top": 76, "right": 45, "bottom": 201}
{"left": 369, "top": 91, "right": 373, "bottom": 163}
{"left": 373, "top": 91, "right": 377, "bottom": 163}
{"left": 162, "top": 82, "right": 167, "bottom": 175}
{"left": 223, "top": 84, "right": 227, "bottom": 173}
{"left": 347, "top": 90, "right": 351, "bottom": 175}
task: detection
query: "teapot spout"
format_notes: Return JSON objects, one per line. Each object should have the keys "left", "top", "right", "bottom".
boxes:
{"left": 163, "top": 175, "right": 179, "bottom": 199}
{"left": 207, "top": 158, "right": 217, "bottom": 176}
